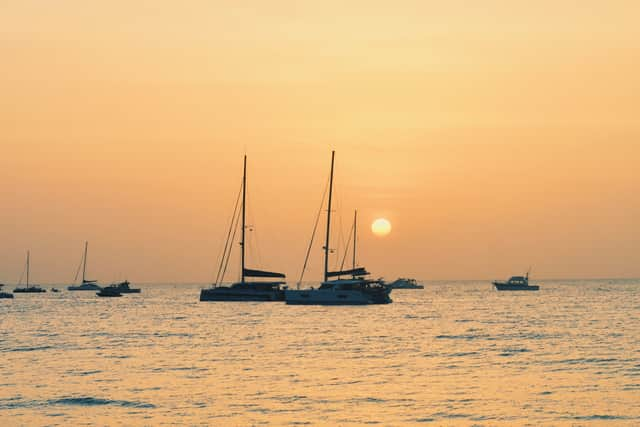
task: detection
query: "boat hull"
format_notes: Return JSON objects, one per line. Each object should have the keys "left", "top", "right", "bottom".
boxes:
{"left": 68, "top": 285, "right": 102, "bottom": 291}
{"left": 13, "top": 287, "right": 46, "bottom": 293}
{"left": 493, "top": 283, "right": 539, "bottom": 291}
{"left": 200, "top": 287, "right": 284, "bottom": 302}
{"left": 0, "top": 292, "right": 14, "bottom": 299}
{"left": 284, "top": 289, "right": 392, "bottom": 305}
{"left": 97, "top": 292, "right": 122, "bottom": 297}
{"left": 391, "top": 284, "right": 424, "bottom": 289}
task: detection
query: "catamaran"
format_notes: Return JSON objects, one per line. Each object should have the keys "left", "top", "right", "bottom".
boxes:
{"left": 200, "top": 156, "right": 287, "bottom": 302}
{"left": 68, "top": 242, "right": 102, "bottom": 291}
{"left": 285, "top": 151, "right": 392, "bottom": 305}
{"left": 13, "top": 251, "right": 46, "bottom": 293}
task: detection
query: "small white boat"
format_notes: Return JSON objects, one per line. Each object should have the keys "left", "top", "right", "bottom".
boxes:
{"left": 387, "top": 278, "right": 424, "bottom": 289}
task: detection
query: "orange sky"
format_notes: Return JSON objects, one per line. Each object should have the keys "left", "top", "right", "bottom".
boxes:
{"left": 1, "top": 1, "right": 639, "bottom": 283}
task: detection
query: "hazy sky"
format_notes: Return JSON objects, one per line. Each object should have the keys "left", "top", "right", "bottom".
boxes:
{"left": 1, "top": 1, "right": 639, "bottom": 283}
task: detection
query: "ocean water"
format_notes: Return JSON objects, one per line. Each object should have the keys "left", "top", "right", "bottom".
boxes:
{"left": 1, "top": 280, "right": 639, "bottom": 426}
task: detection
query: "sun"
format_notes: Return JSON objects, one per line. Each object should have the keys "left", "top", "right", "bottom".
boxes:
{"left": 371, "top": 218, "right": 392, "bottom": 236}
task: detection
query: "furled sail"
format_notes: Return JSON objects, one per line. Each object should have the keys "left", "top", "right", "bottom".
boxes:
{"left": 243, "top": 268, "right": 286, "bottom": 278}
{"left": 326, "top": 267, "right": 369, "bottom": 278}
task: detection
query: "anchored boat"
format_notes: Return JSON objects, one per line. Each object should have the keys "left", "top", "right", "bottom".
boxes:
{"left": 0, "top": 284, "right": 14, "bottom": 299}
{"left": 68, "top": 242, "right": 102, "bottom": 291}
{"left": 387, "top": 278, "right": 424, "bottom": 289}
{"left": 285, "top": 151, "right": 392, "bottom": 305}
{"left": 97, "top": 285, "right": 123, "bottom": 297}
{"left": 13, "top": 251, "right": 46, "bottom": 293}
{"left": 493, "top": 271, "right": 539, "bottom": 291}
{"left": 109, "top": 280, "right": 140, "bottom": 294}
{"left": 200, "top": 155, "right": 286, "bottom": 302}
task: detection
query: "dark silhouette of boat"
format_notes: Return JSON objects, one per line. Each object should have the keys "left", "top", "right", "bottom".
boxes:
{"left": 51, "top": 288, "right": 60, "bottom": 293}
{"left": 97, "top": 285, "right": 122, "bottom": 297}
{"left": 200, "top": 156, "right": 286, "bottom": 302}
{"left": 493, "top": 271, "right": 539, "bottom": 291}
{"left": 285, "top": 152, "right": 392, "bottom": 305}
{"left": 0, "top": 284, "right": 14, "bottom": 299}
{"left": 68, "top": 242, "right": 102, "bottom": 291}
{"left": 13, "top": 251, "right": 46, "bottom": 293}
{"left": 109, "top": 280, "right": 140, "bottom": 294}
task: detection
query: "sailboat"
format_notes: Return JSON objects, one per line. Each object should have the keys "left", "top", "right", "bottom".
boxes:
{"left": 284, "top": 151, "right": 392, "bottom": 305}
{"left": 200, "top": 155, "right": 287, "bottom": 302}
{"left": 13, "top": 251, "right": 46, "bottom": 293}
{"left": 67, "top": 242, "right": 102, "bottom": 291}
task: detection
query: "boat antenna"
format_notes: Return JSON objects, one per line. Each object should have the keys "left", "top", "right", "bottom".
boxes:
{"left": 240, "top": 155, "right": 247, "bottom": 284}
{"left": 526, "top": 266, "right": 532, "bottom": 280}
{"left": 324, "top": 151, "right": 335, "bottom": 283}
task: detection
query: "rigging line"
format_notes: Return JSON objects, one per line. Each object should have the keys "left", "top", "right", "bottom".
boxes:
{"left": 17, "top": 256, "right": 27, "bottom": 286}
{"left": 73, "top": 249, "right": 84, "bottom": 283}
{"left": 297, "top": 174, "right": 330, "bottom": 289}
{"left": 245, "top": 187, "right": 263, "bottom": 268}
{"left": 215, "top": 181, "right": 243, "bottom": 285}
{"left": 339, "top": 219, "right": 355, "bottom": 273}
{"left": 220, "top": 195, "right": 242, "bottom": 285}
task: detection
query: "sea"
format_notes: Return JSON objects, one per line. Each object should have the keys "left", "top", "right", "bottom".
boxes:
{"left": 1, "top": 279, "right": 639, "bottom": 426}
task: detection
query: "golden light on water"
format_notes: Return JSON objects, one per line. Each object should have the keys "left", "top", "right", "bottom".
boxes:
{"left": 371, "top": 218, "right": 391, "bottom": 236}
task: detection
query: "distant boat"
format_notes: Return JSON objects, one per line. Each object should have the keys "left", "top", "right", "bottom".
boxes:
{"left": 387, "top": 278, "right": 424, "bottom": 289}
{"left": 68, "top": 242, "right": 102, "bottom": 291}
{"left": 285, "top": 152, "right": 392, "bottom": 305}
{"left": 0, "top": 284, "right": 14, "bottom": 299}
{"left": 13, "top": 251, "right": 46, "bottom": 293}
{"left": 200, "top": 155, "right": 287, "bottom": 302}
{"left": 51, "top": 288, "right": 60, "bottom": 293}
{"left": 108, "top": 280, "right": 140, "bottom": 294}
{"left": 493, "top": 271, "right": 539, "bottom": 291}
{"left": 97, "top": 285, "right": 122, "bottom": 297}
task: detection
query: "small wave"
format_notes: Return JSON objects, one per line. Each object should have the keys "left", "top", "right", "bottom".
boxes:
{"left": 49, "top": 397, "right": 156, "bottom": 408}
{"left": 5, "top": 345, "right": 54, "bottom": 353}
{"left": 435, "top": 334, "right": 489, "bottom": 341}
{"left": 569, "top": 415, "right": 631, "bottom": 420}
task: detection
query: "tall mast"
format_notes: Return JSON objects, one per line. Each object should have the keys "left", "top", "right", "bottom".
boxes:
{"left": 352, "top": 210, "right": 357, "bottom": 270}
{"left": 324, "top": 151, "right": 335, "bottom": 283}
{"left": 26, "top": 250, "right": 30, "bottom": 286}
{"left": 82, "top": 241, "right": 88, "bottom": 283}
{"left": 241, "top": 155, "right": 247, "bottom": 284}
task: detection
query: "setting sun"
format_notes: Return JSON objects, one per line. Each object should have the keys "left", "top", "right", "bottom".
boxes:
{"left": 371, "top": 218, "right": 392, "bottom": 237}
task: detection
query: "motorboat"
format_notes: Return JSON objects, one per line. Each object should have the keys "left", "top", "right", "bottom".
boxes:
{"left": 0, "top": 284, "right": 14, "bottom": 299}
{"left": 110, "top": 280, "right": 140, "bottom": 294}
{"left": 387, "top": 278, "right": 424, "bottom": 289}
{"left": 97, "top": 285, "right": 122, "bottom": 297}
{"left": 493, "top": 272, "right": 539, "bottom": 291}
